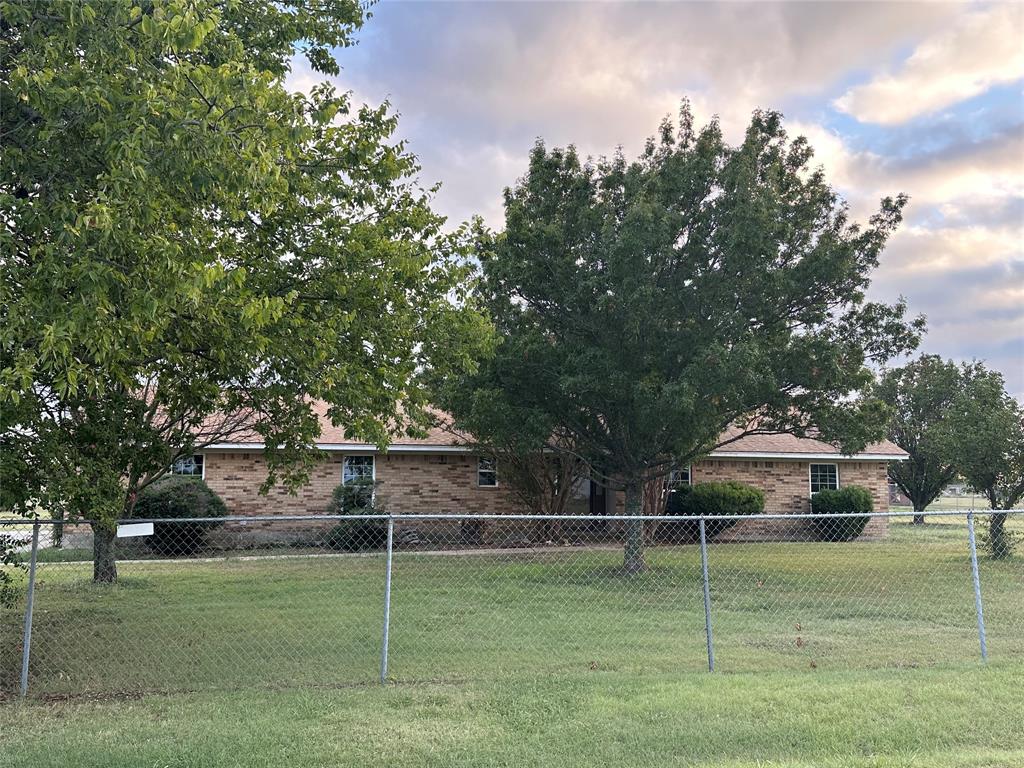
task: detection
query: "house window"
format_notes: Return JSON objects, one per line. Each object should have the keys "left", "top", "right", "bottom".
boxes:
{"left": 809, "top": 463, "right": 839, "bottom": 494}
{"left": 477, "top": 457, "right": 497, "bottom": 487}
{"left": 171, "top": 454, "right": 204, "bottom": 478}
{"left": 343, "top": 456, "right": 375, "bottom": 507}
{"left": 666, "top": 465, "right": 691, "bottom": 490}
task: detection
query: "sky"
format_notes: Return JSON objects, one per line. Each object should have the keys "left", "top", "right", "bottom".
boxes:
{"left": 289, "top": 0, "right": 1024, "bottom": 397}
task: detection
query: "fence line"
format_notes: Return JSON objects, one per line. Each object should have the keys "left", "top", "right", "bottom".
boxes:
{"left": 2, "top": 508, "right": 1009, "bottom": 526}
{"left": 1, "top": 509, "right": 1021, "bottom": 698}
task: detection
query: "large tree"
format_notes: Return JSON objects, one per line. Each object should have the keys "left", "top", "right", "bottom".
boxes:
{"left": 945, "top": 368, "right": 1024, "bottom": 559}
{"left": 1, "top": 0, "right": 489, "bottom": 581}
{"left": 875, "top": 355, "right": 967, "bottom": 524}
{"left": 442, "top": 105, "right": 922, "bottom": 573}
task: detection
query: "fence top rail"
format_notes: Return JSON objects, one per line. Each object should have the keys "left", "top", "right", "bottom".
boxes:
{"left": 1, "top": 509, "right": 1021, "bottom": 526}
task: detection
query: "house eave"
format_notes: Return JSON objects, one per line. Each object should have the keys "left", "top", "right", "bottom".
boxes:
{"left": 203, "top": 442, "right": 474, "bottom": 454}
{"left": 707, "top": 451, "right": 908, "bottom": 461}
{"left": 203, "top": 443, "right": 907, "bottom": 461}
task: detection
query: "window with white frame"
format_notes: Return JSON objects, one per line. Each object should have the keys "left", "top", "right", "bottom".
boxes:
{"left": 477, "top": 457, "right": 497, "bottom": 487}
{"left": 666, "top": 465, "right": 691, "bottom": 490}
{"left": 809, "top": 463, "right": 839, "bottom": 494}
{"left": 343, "top": 455, "right": 375, "bottom": 507}
{"left": 171, "top": 454, "right": 204, "bottom": 477}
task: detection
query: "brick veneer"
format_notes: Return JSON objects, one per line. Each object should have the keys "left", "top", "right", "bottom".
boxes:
{"left": 609, "top": 458, "right": 890, "bottom": 539}
{"left": 202, "top": 450, "right": 526, "bottom": 518}
{"left": 690, "top": 458, "right": 888, "bottom": 539}
{"left": 203, "top": 450, "right": 891, "bottom": 540}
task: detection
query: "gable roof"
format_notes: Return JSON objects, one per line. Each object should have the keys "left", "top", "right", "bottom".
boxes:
{"left": 204, "top": 402, "right": 907, "bottom": 460}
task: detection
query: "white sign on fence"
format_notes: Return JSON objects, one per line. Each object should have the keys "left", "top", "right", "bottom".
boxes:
{"left": 116, "top": 522, "right": 154, "bottom": 538}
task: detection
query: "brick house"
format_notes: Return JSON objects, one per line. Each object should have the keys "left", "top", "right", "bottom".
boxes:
{"left": 172, "top": 405, "right": 906, "bottom": 541}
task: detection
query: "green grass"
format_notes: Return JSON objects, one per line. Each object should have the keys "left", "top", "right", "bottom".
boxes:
{"left": 2, "top": 663, "right": 1022, "bottom": 767}
{"left": 2, "top": 515, "right": 1021, "bottom": 697}
{"left": 1, "top": 516, "right": 1021, "bottom": 766}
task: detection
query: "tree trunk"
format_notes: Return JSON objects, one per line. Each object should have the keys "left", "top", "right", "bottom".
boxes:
{"left": 622, "top": 479, "right": 646, "bottom": 574}
{"left": 989, "top": 512, "right": 1009, "bottom": 560}
{"left": 92, "top": 521, "right": 118, "bottom": 583}
{"left": 912, "top": 508, "right": 925, "bottom": 526}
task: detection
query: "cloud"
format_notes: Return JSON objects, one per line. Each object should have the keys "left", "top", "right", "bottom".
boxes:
{"left": 285, "top": 1, "right": 1023, "bottom": 397}
{"left": 788, "top": 121, "right": 1024, "bottom": 221}
{"left": 834, "top": 4, "right": 1024, "bottom": 125}
{"left": 319, "top": 1, "right": 960, "bottom": 225}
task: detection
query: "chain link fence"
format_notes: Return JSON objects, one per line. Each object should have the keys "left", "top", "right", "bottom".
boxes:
{"left": 1, "top": 509, "right": 1021, "bottom": 699}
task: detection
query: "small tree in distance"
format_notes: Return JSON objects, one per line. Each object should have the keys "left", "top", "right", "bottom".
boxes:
{"left": 945, "top": 368, "right": 1024, "bottom": 558}
{"left": 440, "top": 102, "right": 923, "bottom": 574}
{"left": 875, "top": 356, "right": 966, "bottom": 524}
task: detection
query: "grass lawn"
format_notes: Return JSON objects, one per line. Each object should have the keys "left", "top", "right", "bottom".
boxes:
{"left": 1, "top": 515, "right": 1021, "bottom": 766}
{"left": 2, "top": 663, "right": 1023, "bottom": 767}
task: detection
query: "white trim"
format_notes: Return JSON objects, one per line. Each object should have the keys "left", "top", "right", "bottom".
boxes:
{"left": 341, "top": 454, "right": 376, "bottom": 507}
{"left": 204, "top": 442, "right": 474, "bottom": 454}
{"left": 342, "top": 454, "right": 376, "bottom": 484}
{"left": 477, "top": 456, "right": 499, "bottom": 488}
{"left": 203, "top": 444, "right": 906, "bottom": 462}
{"left": 708, "top": 451, "right": 905, "bottom": 461}
{"left": 171, "top": 453, "right": 205, "bottom": 479}
{"left": 667, "top": 464, "right": 692, "bottom": 489}
{"left": 808, "top": 462, "right": 840, "bottom": 496}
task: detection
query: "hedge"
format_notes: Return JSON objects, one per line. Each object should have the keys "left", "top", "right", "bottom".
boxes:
{"left": 323, "top": 479, "right": 388, "bottom": 551}
{"left": 657, "top": 480, "right": 765, "bottom": 543}
{"left": 809, "top": 485, "right": 874, "bottom": 542}
{"left": 131, "top": 475, "right": 227, "bottom": 555}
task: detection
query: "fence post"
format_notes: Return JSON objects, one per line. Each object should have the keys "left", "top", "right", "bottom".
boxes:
{"left": 20, "top": 521, "right": 41, "bottom": 698}
{"left": 379, "top": 515, "right": 395, "bottom": 684}
{"left": 699, "top": 517, "right": 715, "bottom": 672}
{"left": 966, "top": 511, "right": 988, "bottom": 662}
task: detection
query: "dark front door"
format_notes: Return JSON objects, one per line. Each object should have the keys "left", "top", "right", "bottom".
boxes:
{"left": 588, "top": 480, "right": 608, "bottom": 531}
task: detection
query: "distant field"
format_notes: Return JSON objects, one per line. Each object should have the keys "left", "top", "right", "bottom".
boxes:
{"left": 890, "top": 494, "right": 992, "bottom": 513}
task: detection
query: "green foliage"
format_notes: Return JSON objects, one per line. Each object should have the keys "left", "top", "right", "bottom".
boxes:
{"left": 1, "top": 0, "right": 491, "bottom": 579}
{"left": 658, "top": 481, "right": 765, "bottom": 542}
{"left": 941, "top": 367, "right": 1024, "bottom": 558}
{"left": 131, "top": 476, "right": 227, "bottom": 555}
{"left": 974, "top": 516, "right": 1020, "bottom": 561}
{"left": 0, "top": 532, "right": 25, "bottom": 608}
{"left": 324, "top": 480, "right": 388, "bottom": 551}
{"left": 810, "top": 486, "right": 874, "bottom": 542}
{"left": 875, "top": 356, "right": 967, "bottom": 516}
{"left": 438, "top": 102, "right": 921, "bottom": 570}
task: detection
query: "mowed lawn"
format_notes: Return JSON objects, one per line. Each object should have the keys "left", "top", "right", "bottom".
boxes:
{"left": 0, "top": 516, "right": 1022, "bottom": 767}
{"left": 1, "top": 516, "right": 1022, "bottom": 697}
{"left": 2, "top": 664, "right": 1023, "bottom": 767}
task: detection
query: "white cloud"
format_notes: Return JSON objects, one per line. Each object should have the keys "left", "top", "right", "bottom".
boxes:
{"left": 788, "top": 121, "right": 1024, "bottom": 223}
{"left": 834, "top": 5, "right": 1024, "bottom": 125}
{"left": 288, "top": 2, "right": 1023, "bottom": 395}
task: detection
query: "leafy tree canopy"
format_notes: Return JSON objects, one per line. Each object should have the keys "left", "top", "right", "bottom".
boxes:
{"left": 875, "top": 355, "right": 967, "bottom": 520}
{"left": 1, "top": 0, "right": 491, "bottom": 579}
{"left": 943, "top": 365, "right": 1024, "bottom": 558}
{"left": 439, "top": 102, "right": 923, "bottom": 571}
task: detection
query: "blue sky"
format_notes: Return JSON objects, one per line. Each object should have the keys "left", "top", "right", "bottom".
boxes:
{"left": 290, "top": 1, "right": 1023, "bottom": 397}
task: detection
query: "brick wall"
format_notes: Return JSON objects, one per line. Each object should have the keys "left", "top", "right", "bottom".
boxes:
{"left": 202, "top": 450, "right": 891, "bottom": 541}
{"left": 692, "top": 458, "right": 888, "bottom": 539}
{"left": 375, "top": 454, "right": 527, "bottom": 515}
{"left": 202, "top": 450, "right": 526, "bottom": 518}
{"left": 610, "top": 458, "right": 890, "bottom": 539}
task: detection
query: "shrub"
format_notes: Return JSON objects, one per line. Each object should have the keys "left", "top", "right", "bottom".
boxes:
{"left": 657, "top": 481, "right": 765, "bottom": 543}
{"left": 810, "top": 485, "right": 873, "bottom": 542}
{"left": 324, "top": 479, "right": 388, "bottom": 552}
{"left": 132, "top": 476, "right": 227, "bottom": 555}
